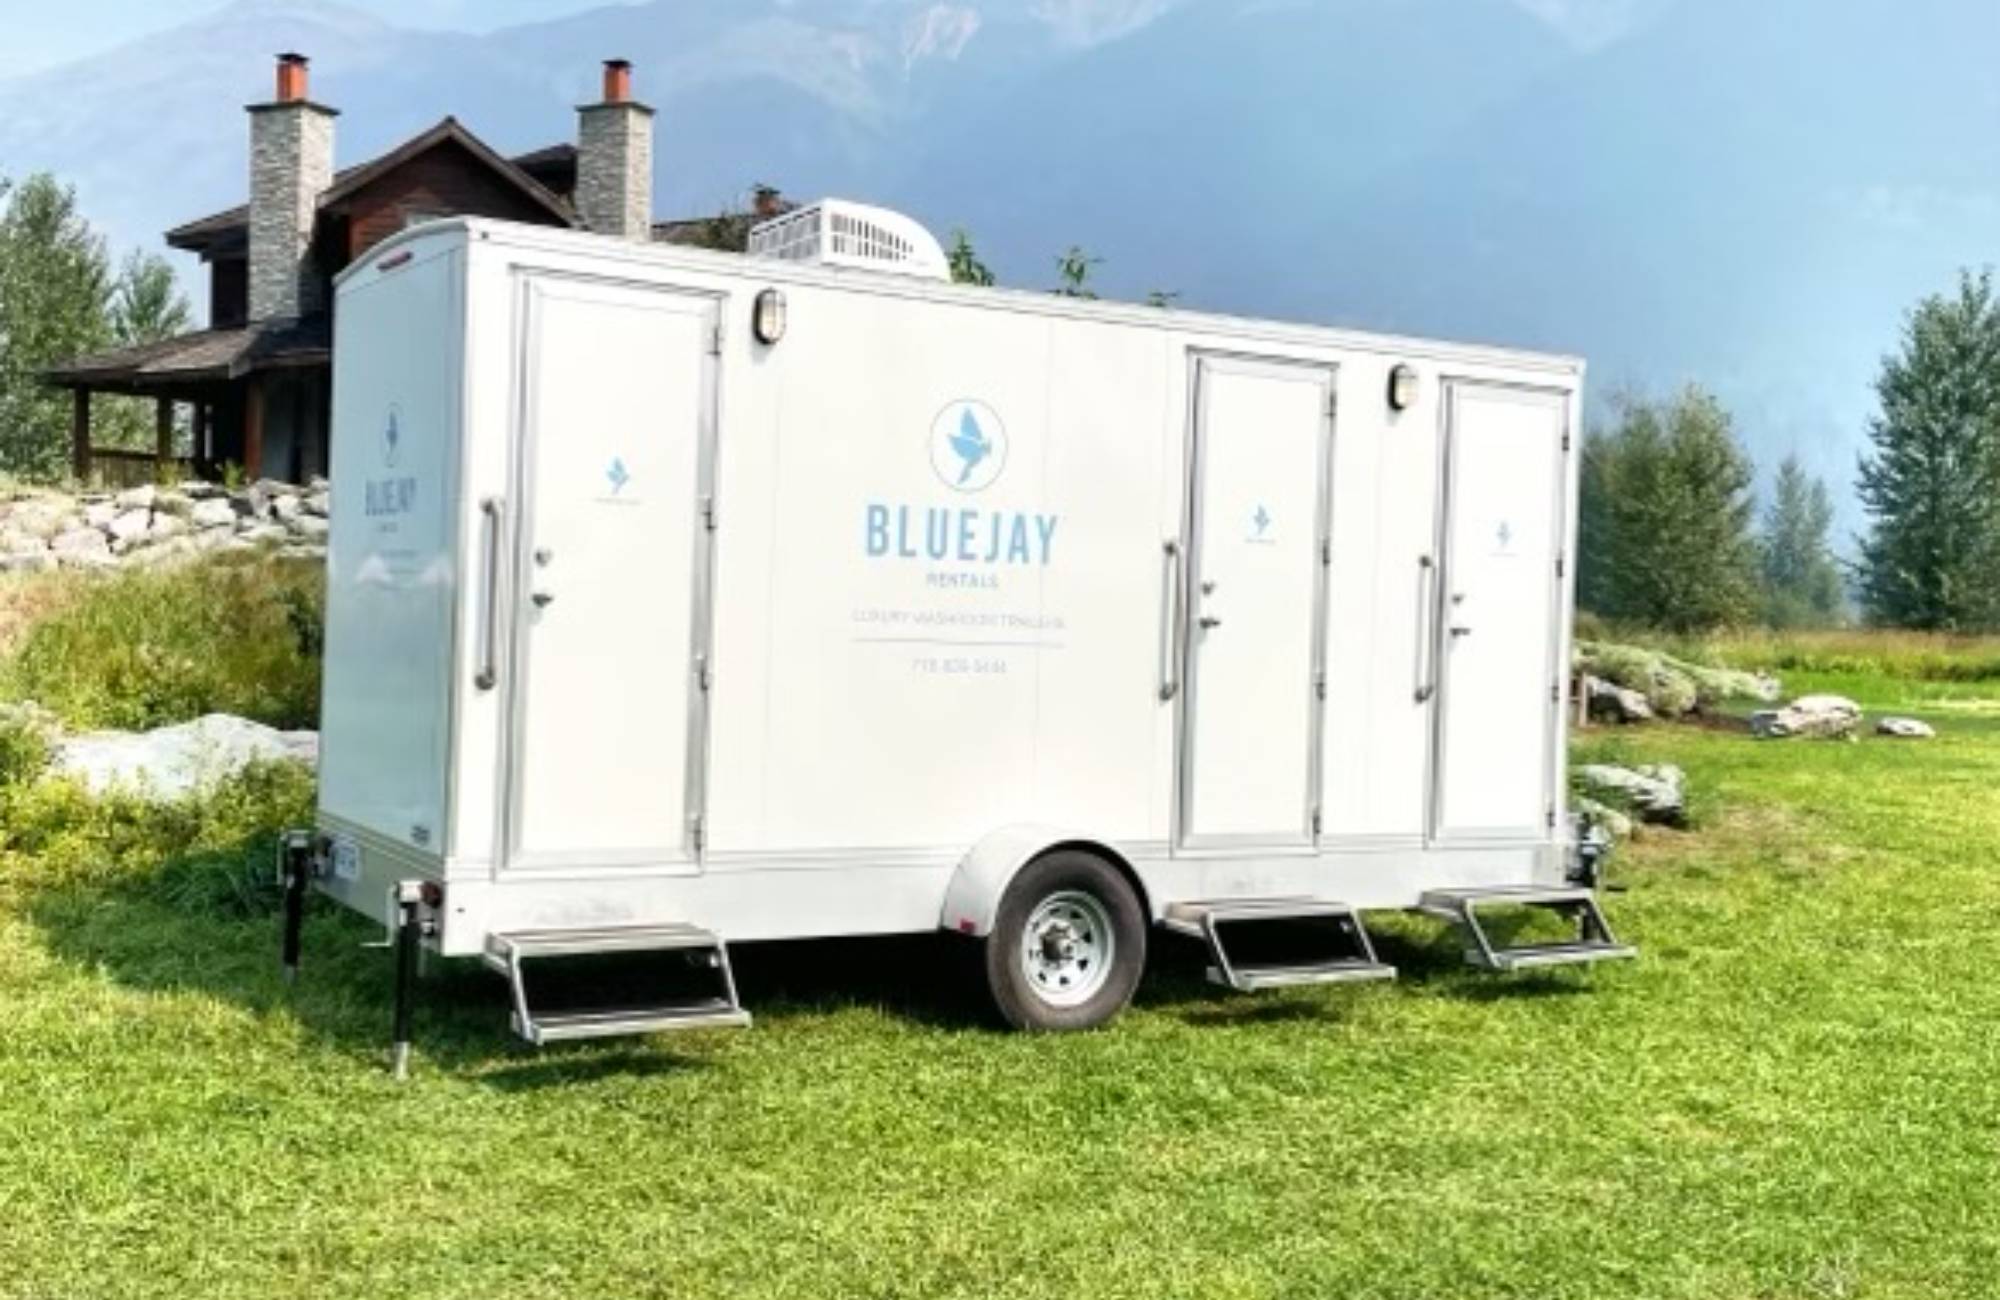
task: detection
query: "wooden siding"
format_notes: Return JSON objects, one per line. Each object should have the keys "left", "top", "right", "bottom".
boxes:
{"left": 337, "top": 140, "right": 568, "bottom": 267}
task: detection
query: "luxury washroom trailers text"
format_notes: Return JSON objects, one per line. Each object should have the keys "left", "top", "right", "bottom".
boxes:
{"left": 300, "top": 210, "right": 1630, "bottom": 1047}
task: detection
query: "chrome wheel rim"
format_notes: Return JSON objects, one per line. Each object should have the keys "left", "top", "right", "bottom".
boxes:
{"left": 1020, "top": 889, "right": 1114, "bottom": 1007}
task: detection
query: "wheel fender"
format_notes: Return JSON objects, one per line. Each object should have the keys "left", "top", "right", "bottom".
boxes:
{"left": 940, "top": 826, "right": 1144, "bottom": 938}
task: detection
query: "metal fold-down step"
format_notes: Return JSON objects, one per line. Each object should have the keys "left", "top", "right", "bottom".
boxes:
{"left": 485, "top": 923, "right": 751, "bottom": 1045}
{"left": 1162, "top": 898, "right": 1396, "bottom": 992}
{"left": 1417, "top": 885, "right": 1637, "bottom": 972}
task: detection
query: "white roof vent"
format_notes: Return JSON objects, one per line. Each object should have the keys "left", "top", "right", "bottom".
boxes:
{"left": 747, "top": 199, "right": 950, "bottom": 282}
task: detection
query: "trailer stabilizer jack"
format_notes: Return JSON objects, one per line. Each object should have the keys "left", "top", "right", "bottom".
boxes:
{"left": 485, "top": 924, "right": 751, "bottom": 1045}
{"left": 276, "top": 830, "right": 317, "bottom": 985}
{"left": 1417, "top": 885, "right": 1636, "bottom": 972}
{"left": 1162, "top": 898, "right": 1396, "bottom": 992}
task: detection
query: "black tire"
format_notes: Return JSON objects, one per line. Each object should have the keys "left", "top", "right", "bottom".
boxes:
{"left": 983, "top": 849, "right": 1147, "bottom": 1031}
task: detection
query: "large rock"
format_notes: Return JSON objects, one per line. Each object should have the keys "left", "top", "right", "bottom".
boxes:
{"left": 82, "top": 500, "right": 118, "bottom": 530}
{"left": 49, "top": 527, "right": 112, "bottom": 567}
{"left": 1875, "top": 716, "right": 1936, "bottom": 739}
{"left": 106, "top": 508, "right": 152, "bottom": 545}
{"left": 1575, "top": 640, "right": 1781, "bottom": 716}
{"left": 1584, "top": 674, "right": 1654, "bottom": 724}
{"left": 1751, "top": 695, "right": 1863, "bottom": 740}
{"left": 113, "top": 484, "right": 157, "bottom": 511}
{"left": 188, "top": 497, "right": 238, "bottom": 530}
{"left": 1571, "top": 794, "right": 1635, "bottom": 840}
{"left": 6, "top": 497, "right": 79, "bottom": 540}
{"left": 52, "top": 713, "right": 318, "bottom": 799}
{"left": 1576, "top": 763, "right": 1687, "bottom": 827}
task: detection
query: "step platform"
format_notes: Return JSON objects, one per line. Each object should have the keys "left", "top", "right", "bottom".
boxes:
{"left": 484, "top": 923, "right": 751, "bottom": 1045}
{"left": 1162, "top": 898, "right": 1396, "bottom": 992}
{"left": 1417, "top": 885, "right": 1636, "bottom": 972}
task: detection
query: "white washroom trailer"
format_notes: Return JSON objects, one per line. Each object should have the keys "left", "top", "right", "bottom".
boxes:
{"left": 288, "top": 209, "right": 1631, "bottom": 1059}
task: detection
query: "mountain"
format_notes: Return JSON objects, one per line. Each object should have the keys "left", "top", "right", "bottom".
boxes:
{"left": 2, "top": 0, "right": 1996, "bottom": 534}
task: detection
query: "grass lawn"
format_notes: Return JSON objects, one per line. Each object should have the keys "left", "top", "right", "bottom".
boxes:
{"left": 3, "top": 663, "right": 1998, "bottom": 1298}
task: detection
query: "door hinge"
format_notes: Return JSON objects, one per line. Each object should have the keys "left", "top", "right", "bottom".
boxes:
{"left": 689, "top": 813, "right": 705, "bottom": 853}
{"left": 695, "top": 654, "right": 712, "bottom": 692}
{"left": 1551, "top": 681, "right": 1562, "bottom": 704}
{"left": 1546, "top": 806, "right": 1557, "bottom": 830}
{"left": 1555, "top": 552, "right": 1565, "bottom": 578}
{"left": 700, "top": 494, "right": 717, "bottom": 531}
{"left": 1562, "top": 431, "right": 1572, "bottom": 452}
{"left": 1327, "top": 392, "right": 1339, "bottom": 418}
{"left": 1311, "top": 806, "right": 1323, "bottom": 836}
{"left": 1314, "top": 670, "right": 1327, "bottom": 701}
{"left": 1320, "top": 537, "right": 1332, "bottom": 565}
{"left": 709, "top": 320, "right": 725, "bottom": 355}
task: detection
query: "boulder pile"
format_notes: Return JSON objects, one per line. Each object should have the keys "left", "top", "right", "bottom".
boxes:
{"left": 1576, "top": 762, "right": 1688, "bottom": 830}
{"left": 1575, "top": 641, "right": 1780, "bottom": 723}
{"left": 0, "top": 480, "right": 329, "bottom": 572}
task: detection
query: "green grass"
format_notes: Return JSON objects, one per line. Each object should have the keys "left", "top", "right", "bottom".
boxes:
{"left": 2, "top": 671, "right": 1999, "bottom": 1298}
{"left": 1, "top": 553, "right": 323, "bottom": 731}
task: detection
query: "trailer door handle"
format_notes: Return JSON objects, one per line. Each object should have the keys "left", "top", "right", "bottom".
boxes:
{"left": 1414, "top": 554, "right": 1437, "bottom": 703}
{"left": 1158, "top": 539, "right": 1182, "bottom": 701}
{"left": 474, "top": 497, "right": 504, "bottom": 691}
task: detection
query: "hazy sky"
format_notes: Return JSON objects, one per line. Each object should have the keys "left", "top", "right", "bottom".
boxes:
{"left": 0, "top": 0, "right": 633, "bottom": 75}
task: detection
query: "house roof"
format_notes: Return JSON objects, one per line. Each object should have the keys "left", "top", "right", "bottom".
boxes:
{"left": 44, "top": 317, "right": 332, "bottom": 393}
{"left": 166, "top": 119, "right": 577, "bottom": 256}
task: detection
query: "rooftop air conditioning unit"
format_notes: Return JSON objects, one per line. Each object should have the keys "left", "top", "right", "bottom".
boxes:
{"left": 747, "top": 198, "right": 951, "bottom": 282}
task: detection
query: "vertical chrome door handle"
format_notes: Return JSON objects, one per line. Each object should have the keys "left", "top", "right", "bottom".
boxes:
{"left": 1414, "top": 554, "right": 1438, "bottom": 702}
{"left": 475, "top": 496, "right": 504, "bottom": 690}
{"left": 1158, "top": 539, "right": 1182, "bottom": 701}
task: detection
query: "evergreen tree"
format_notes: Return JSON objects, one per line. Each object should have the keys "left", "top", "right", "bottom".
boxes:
{"left": 1759, "top": 454, "right": 1845, "bottom": 627}
{"left": 946, "top": 230, "right": 995, "bottom": 286}
{"left": 109, "top": 250, "right": 190, "bottom": 347}
{"left": 1575, "top": 386, "right": 1760, "bottom": 631}
{"left": 1855, "top": 270, "right": 2000, "bottom": 630}
{"left": 0, "top": 173, "right": 116, "bottom": 479}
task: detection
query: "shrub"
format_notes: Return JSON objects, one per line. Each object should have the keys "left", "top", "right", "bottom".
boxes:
{"left": 2, "top": 554, "right": 323, "bottom": 731}
{"left": 0, "top": 759, "right": 314, "bottom": 908}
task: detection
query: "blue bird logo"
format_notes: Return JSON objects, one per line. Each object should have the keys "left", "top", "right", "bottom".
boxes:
{"left": 949, "top": 408, "right": 991, "bottom": 486}
{"left": 929, "top": 399, "right": 1007, "bottom": 492}
{"left": 1253, "top": 504, "right": 1271, "bottom": 536}
{"left": 606, "top": 456, "right": 631, "bottom": 494}
{"left": 382, "top": 408, "right": 401, "bottom": 467}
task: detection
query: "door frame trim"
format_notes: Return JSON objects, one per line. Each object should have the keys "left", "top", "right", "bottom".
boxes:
{"left": 1173, "top": 349, "right": 1337, "bottom": 854}
{"left": 1425, "top": 376, "right": 1572, "bottom": 845}
{"left": 497, "top": 269, "right": 724, "bottom": 876}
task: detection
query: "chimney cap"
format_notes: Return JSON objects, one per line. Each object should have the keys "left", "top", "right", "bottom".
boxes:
{"left": 274, "top": 51, "right": 311, "bottom": 103}
{"left": 601, "top": 58, "right": 634, "bottom": 104}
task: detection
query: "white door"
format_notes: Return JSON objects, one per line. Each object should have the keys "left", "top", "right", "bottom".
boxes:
{"left": 1431, "top": 382, "right": 1569, "bottom": 842}
{"left": 1178, "top": 355, "right": 1334, "bottom": 848}
{"left": 505, "top": 277, "right": 717, "bottom": 871}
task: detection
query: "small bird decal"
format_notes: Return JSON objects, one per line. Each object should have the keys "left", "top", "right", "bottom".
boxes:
{"left": 606, "top": 456, "right": 631, "bottom": 494}
{"left": 949, "top": 407, "right": 991, "bottom": 485}
{"left": 1253, "top": 504, "right": 1271, "bottom": 536}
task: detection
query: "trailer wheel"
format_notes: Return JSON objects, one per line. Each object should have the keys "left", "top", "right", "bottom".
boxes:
{"left": 983, "top": 849, "right": 1146, "bottom": 1031}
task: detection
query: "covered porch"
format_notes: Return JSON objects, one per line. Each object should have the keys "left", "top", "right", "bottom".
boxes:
{"left": 43, "top": 318, "right": 331, "bottom": 487}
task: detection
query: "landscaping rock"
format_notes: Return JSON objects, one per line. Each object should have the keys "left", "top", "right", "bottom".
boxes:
{"left": 1875, "top": 717, "right": 1936, "bottom": 739}
{"left": 1751, "top": 694, "right": 1863, "bottom": 740}
{"left": 1584, "top": 674, "right": 1655, "bottom": 724}
{"left": 106, "top": 508, "right": 152, "bottom": 545}
{"left": 303, "top": 489, "right": 331, "bottom": 518}
{"left": 52, "top": 713, "right": 318, "bottom": 799}
{"left": 1576, "top": 763, "right": 1687, "bottom": 827}
{"left": 188, "top": 497, "right": 238, "bottom": 530}
{"left": 49, "top": 527, "right": 112, "bottom": 566}
{"left": 0, "top": 482, "right": 325, "bottom": 570}
{"left": 1572, "top": 795, "right": 1635, "bottom": 840}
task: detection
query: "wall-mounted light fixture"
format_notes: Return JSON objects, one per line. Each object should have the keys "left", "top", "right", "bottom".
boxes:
{"left": 753, "top": 288, "right": 788, "bottom": 345}
{"left": 1387, "top": 363, "right": 1419, "bottom": 412}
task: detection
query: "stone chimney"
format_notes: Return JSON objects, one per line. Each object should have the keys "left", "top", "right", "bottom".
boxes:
{"left": 248, "top": 53, "right": 337, "bottom": 320}
{"left": 575, "top": 60, "right": 654, "bottom": 241}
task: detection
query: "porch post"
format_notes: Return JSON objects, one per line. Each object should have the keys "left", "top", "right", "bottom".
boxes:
{"left": 155, "top": 397, "right": 174, "bottom": 476}
{"left": 70, "top": 389, "right": 91, "bottom": 483}
{"left": 243, "top": 378, "right": 265, "bottom": 482}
